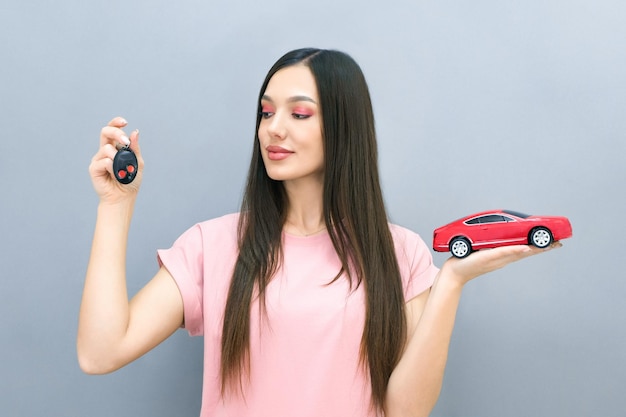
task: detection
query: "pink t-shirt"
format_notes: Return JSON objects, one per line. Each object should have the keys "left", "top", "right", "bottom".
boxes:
{"left": 157, "top": 213, "right": 438, "bottom": 417}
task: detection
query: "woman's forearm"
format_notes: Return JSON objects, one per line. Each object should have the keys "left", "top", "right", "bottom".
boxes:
{"left": 386, "top": 266, "right": 464, "bottom": 417}
{"left": 77, "top": 199, "right": 136, "bottom": 373}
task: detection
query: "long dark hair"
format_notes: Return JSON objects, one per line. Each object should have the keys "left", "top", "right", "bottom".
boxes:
{"left": 220, "top": 48, "right": 406, "bottom": 413}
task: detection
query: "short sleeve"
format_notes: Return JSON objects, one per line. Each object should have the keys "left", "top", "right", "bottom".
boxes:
{"left": 390, "top": 224, "right": 439, "bottom": 302}
{"left": 157, "top": 224, "right": 205, "bottom": 336}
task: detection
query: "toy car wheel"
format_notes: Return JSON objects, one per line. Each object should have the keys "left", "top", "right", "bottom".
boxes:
{"left": 450, "top": 237, "right": 472, "bottom": 258}
{"left": 530, "top": 227, "right": 553, "bottom": 248}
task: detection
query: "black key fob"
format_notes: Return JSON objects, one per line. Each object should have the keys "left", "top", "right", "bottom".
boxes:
{"left": 113, "top": 146, "right": 138, "bottom": 184}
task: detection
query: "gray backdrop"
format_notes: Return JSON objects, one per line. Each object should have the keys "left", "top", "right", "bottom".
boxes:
{"left": 1, "top": 1, "right": 624, "bottom": 416}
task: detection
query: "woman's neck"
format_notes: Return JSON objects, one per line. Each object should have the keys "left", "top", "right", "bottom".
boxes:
{"left": 283, "top": 177, "right": 325, "bottom": 236}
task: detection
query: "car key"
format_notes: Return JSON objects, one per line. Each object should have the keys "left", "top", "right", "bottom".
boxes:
{"left": 113, "top": 145, "right": 138, "bottom": 184}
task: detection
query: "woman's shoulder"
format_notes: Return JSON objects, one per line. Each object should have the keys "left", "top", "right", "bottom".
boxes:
{"left": 171, "top": 213, "right": 240, "bottom": 248}
{"left": 388, "top": 222, "right": 438, "bottom": 293}
{"left": 387, "top": 222, "right": 426, "bottom": 244}
{"left": 387, "top": 222, "right": 433, "bottom": 261}
{"left": 193, "top": 212, "right": 240, "bottom": 241}
{"left": 196, "top": 212, "right": 240, "bottom": 230}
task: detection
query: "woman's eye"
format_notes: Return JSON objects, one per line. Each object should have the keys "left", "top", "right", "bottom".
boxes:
{"left": 260, "top": 103, "right": 274, "bottom": 119}
{"left": 292, "top": 108, "right": 313, "bottom": 119}
{"left": 260, "top": 111, "right": 274, "bottom": 119}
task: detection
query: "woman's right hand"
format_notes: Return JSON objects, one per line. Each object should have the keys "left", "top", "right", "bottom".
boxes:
{"left": 89, "top": 117, "right": 144, "bottom": 204}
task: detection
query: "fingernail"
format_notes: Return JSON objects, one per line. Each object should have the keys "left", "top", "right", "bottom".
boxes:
{"left": 121, "top": 135, "right": 130, "bottom": 145}
{"left": 119, "top": 117, "right": 128, "bottom": 124}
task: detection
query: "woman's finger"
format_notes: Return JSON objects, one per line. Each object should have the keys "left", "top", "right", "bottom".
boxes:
{"left": 107, "top": 116, "right": 128, "bottom": 128}
{"left": 90, "top": 143, "right": 117, "bottom": 173}
{"left": 91, "top": 143, "right": 117, "bottom": 164}
{"left": 128, "top": 129, "right": 140, "bottom": 153}
{"left": 89, "top": 155, "right": 114, "bottom": 178}
{"left": 100, "top": 126, "right": 131, "bottom": 148}
{"left": 127, "top": 129, "right": 144, "bottom": 170}
{"left": 99, "top": 127, "right": 126, "bottom": 147}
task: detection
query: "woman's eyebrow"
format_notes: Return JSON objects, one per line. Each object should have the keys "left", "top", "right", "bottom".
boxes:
{"left": 261, "top": 94, "right": 317, "bottom": 104}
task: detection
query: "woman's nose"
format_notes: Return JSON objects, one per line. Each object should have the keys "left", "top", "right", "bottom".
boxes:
{"left": 266, "top": 112, "right": 287, "bottom": 139}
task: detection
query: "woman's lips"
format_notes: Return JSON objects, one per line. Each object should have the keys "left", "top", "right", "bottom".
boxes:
{"left": 266, "top": 145, "right": 293, "bottom": 161}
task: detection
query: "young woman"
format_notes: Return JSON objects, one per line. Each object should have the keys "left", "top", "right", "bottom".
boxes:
{"left": 78, "top": 48, "right": 559, "bottom": 417}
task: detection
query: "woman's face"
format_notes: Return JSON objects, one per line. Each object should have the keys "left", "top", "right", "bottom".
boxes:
{"left": 258, "top": 65, "right": 324, "bottom": 185}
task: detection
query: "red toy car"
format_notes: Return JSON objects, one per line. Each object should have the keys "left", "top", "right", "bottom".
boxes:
{"left": 433, "top": 209, "right": 572, "bottom": 258}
